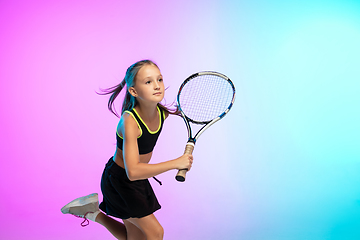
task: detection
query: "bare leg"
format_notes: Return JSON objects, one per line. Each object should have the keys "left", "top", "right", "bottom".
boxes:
{"left": 123, "top": 220, "right": 146, "bottom": 240}
{"left": 95, "top": 212, "right": 147, "bottom": 240}
{"left": 95, "top": 212, "right": 127, "bottom": 240}
{"left": 127, "top": 214, "right": 164, "bottom": 240}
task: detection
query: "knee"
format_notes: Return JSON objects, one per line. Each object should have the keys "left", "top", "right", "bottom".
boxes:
{"left": 152, "top": 224, "right": 164, "bottom": 239}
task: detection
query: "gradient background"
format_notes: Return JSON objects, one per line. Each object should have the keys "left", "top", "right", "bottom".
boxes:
{"left": 1, "top": 0, "right": 360, "bottom": 239}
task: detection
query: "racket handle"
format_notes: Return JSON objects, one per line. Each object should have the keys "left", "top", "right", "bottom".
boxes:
{"left": 175, "top": 142, "right": 194, "bottom": 182}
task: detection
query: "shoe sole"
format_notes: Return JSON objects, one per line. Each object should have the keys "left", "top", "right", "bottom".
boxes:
{"left": 61, "top": 193, "right": 98, "bottom": 214}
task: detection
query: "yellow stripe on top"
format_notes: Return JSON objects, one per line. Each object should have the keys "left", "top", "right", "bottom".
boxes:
{"left": 162, "top": 107, "right": 165, "bottom": 120}
{"left": 132, "top": 106, "right": 162, "bottom": 134}
{"left": 116, "top": 110, "right": 143, "bottom": 139}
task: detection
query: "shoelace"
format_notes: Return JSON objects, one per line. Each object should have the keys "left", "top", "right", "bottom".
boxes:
{"left": 74, "top": 212, "right": 93, "bottom": 227}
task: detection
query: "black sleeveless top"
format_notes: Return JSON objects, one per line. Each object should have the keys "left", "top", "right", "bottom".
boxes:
{"left": 116, "top": 106, "right": 165, "bottom": 155}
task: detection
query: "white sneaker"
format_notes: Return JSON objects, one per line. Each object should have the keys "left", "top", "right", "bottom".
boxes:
{"left": 61, "top": 193, "right": 99, "bottom": 226}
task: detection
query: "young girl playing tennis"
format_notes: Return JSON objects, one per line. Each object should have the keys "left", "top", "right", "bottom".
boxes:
{"left": 61, "top": 60, "right": 193, "bottom": 240}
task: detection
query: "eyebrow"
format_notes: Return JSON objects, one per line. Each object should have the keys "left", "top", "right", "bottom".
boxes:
{"left": 142, "top": 75, "right": 163, "bottom": 81}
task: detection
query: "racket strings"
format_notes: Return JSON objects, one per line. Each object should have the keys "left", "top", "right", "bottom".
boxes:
{"left": 179, "top": 74, "right": 234, "bottom": 123}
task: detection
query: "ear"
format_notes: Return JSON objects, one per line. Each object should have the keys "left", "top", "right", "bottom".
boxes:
{"left": 128, "top": 87, "right": 138, "bottom": 97}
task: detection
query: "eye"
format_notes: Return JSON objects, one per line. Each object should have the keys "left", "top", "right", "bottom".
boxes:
{"left": 145, "top": 80, "right": 151, "bottom": 84}
{"left": 158, "top": 78, "right": 163, "bottom": 82}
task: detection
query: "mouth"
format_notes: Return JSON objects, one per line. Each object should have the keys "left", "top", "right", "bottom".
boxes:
{"left": 153, "top": 92, "right": 162, "bottom": 95}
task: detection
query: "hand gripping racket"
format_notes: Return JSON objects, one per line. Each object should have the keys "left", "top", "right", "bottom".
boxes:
{"left": 175, "top": 71, "right": 236, "bottom": 182}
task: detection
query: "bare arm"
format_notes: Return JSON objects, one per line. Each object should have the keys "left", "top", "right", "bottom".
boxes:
{"left": 121, "top": 112, "right": 192, "bottom": 181}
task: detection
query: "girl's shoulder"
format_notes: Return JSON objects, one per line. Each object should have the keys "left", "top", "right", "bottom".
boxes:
{"left": 157, "top": 105, "right": 170, "bottom": 119}
{"left": 117, "top": 110, "right": 141, "bottom": 138}
{"left": 119, "top": 110, "right": 136, "bottom": 127}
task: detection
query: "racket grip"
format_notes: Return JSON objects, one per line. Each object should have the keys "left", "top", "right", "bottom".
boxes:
{"left": 175, "top": 142, "right": 194, "bottom": 182}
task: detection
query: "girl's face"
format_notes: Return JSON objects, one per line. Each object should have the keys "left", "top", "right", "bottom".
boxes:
{"left": 129, "top": 64, "right": 165, "bottom": 104}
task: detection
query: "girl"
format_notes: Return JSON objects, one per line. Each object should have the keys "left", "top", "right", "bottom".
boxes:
{"left": 61, "top": 60, "right": 193, "bottom": 240}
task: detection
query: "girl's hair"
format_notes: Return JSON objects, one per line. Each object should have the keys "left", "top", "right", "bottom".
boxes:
{"left": 99, "top": 59, "right": 180, "bottom": 118}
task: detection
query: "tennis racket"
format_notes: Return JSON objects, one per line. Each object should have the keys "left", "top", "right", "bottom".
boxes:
{"left": 175, "top": 71, "right": 236, "bottom": 182}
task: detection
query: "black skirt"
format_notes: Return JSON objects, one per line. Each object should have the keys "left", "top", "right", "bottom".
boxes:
{"left": 99, "top": 157, "right": 161, "bottom": 219}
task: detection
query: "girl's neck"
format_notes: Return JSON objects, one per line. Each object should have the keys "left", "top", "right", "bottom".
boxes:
{"left": 134, "top": 103, "right": 158, "bottom": 122}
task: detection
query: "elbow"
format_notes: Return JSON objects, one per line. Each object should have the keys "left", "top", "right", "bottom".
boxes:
{"left": 127, "top": 174, "right": 136, "bottom": 181}
{"left": 126, "top": 169, "right": 138, "bottom": 181}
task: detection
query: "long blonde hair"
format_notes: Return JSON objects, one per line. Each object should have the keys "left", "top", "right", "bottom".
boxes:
{"left": 99, "top": 60, "right": 179, "bottom": 117}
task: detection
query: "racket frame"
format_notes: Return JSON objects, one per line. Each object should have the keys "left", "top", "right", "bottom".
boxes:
{"left": 175, "top": 71, "right": 235, "bottom": 182}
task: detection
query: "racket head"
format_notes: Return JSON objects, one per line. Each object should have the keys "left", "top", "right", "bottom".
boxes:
{"left": 177, "top": 71, "right": 235, "bottom": 124}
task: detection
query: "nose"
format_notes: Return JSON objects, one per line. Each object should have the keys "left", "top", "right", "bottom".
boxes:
{"left": 154, "top": 81, "right": 160, "bottom": 89}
